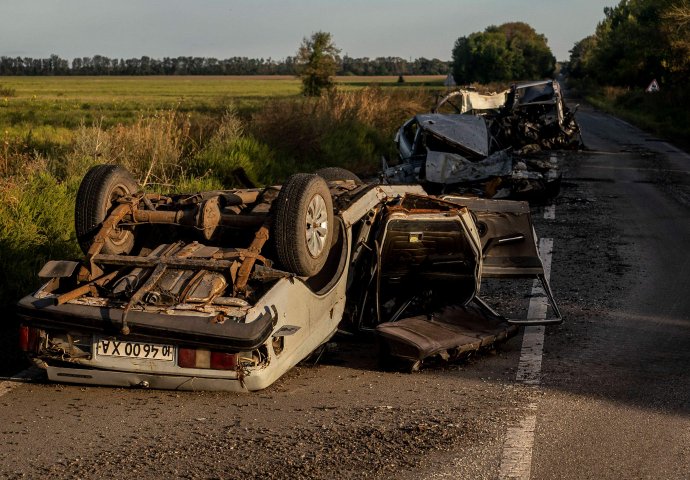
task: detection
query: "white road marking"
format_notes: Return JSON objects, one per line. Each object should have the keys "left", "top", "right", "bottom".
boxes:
{"left": 544, "top": 157, "right": 557, "bottom": 220}
{"left": 498, "top": 237, "right": 553, "bottom": 479}
{"left": 499, "top": 403, "right": 538, "bottom": 479}
{"left": 515, "top": 239, "right": 552, "bottom": 385}
{"left": 515, "top": 327, "right": 545, "bottom": 386}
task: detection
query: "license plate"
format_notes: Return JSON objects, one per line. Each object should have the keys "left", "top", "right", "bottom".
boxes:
{"left": 96, "top": 339, "right": 174, "bottom": 361}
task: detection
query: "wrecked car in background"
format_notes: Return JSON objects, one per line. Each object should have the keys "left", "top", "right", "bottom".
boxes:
{"left": 17, "top": 165, "right": 560, "bottom": 391}
{"left": 383, "top": 79, "right": 583, "bottom": 199}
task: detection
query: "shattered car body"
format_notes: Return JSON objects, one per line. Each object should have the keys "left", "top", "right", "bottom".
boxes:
{"left": 17, "top": 165, "right": 560, "bottom": 391}
{"left": 384, "top": 79, "right": 582, "bottom": 199}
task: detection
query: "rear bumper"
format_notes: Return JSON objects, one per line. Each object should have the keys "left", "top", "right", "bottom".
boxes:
{"left": 45, "top": 365, "right": 249, "bottom": 392}
{"left": 16, "top": 294, "right": 275, "bottom": 351}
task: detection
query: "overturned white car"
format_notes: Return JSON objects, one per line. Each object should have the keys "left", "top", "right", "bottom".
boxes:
{"left": 17, "top": 165, "right": 560, "bottom": 391}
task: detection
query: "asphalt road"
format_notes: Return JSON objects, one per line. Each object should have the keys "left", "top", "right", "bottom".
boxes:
{"left": 529, "top": 107, "right": 690, "bottom": 479}
{"left": 1, "top": 104, "right": 688, "bottom": 479}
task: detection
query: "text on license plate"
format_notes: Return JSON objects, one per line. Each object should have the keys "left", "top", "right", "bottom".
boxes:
{"left": 96, "top": 339, "right": 175, "bottom": 361}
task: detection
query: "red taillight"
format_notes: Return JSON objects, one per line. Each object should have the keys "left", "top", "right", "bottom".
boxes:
{"left": 19, "top": 326, "right": 29, "bottom": 351}
{"left": 210, "top": 352, "right": 237, "bottom": 370}
{"left": 178, "top": 348, "right": 196, "bottom": 368}
{"left": 178, "top": 347, "right": 237, "bottom": 370}
{"left": 19, "top": 326, "right": 39, "bottom": 352}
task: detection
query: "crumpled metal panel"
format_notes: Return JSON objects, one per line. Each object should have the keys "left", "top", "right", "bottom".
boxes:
{"left": 382, "top": 159, "right": 420, "bottom": 184}
{"left": 425, "top": 149, "right": 513, "bottom": 184}
{"left": 416, "top": 114, "right": 490, "bottom": 158}
{"left": 38, "top": 260, "right": 79, "bottom": 279}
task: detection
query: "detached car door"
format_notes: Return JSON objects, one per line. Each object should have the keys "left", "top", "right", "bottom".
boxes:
{"left": 442, "top": 195, "right": 562, "bottom": 325}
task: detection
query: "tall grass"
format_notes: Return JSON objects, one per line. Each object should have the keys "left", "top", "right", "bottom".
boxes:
{"left": 0, "top": 169, "right": 82, "bottom": 306}
{"left": 251, "top": 87, "right": 430, "bottom": 174}
{"left": 64, "top": 111, "right": 193, "bottom": 186}
{"left": 188, "top": 108, "right": 278, "bottom": 187}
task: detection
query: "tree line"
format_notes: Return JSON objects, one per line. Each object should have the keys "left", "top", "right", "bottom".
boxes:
{"left": 567, "top": 0, "right": 690, "bottom": 88}
{"left": 0, "top": 54, "right": 449, "bottom": 76}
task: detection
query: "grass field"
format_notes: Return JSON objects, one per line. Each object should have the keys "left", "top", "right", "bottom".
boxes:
{"left": 0, "top": 75, "right": 446, "bottom": 144}
{"left": 0, "top": 76, "right": 302, "bottom": 135}
{"left": 0, "top": 74, "right": 444, "bottom": 111}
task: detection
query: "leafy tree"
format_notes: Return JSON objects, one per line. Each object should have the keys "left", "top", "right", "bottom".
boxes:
{"left": 461, "top": 29, "right": 516, "bottom": 83}
{"left": 582, "top": 0, "right": 679, "bottom": 86}
{"left": 452, "top": 22, "right": 555, "bottom": 83}
{"left": 497, "top": 23, "right": 556, "bottom": 79}
{"left": 295, "top": 31, "right": 341, "bottom": 96}
{"left": 567, "top": 35, "right": 598, "bottom": 79}
{"left": 662, "top": 1, "right": 690, "bottom": 83}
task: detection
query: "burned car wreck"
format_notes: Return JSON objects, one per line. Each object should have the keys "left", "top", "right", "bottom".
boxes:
{"left": 17, "top": 165, "right": 560, "bottom": 391}
{"left": 383, "top": 79, "right": 583, "bottom": 199}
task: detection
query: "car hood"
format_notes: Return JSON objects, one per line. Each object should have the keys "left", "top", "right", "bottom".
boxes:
{"left": 416, "top": 114, "right": 490, "bottom": 158}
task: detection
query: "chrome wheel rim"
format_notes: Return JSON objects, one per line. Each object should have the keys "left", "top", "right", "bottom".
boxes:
{"left": 305, "top": 194, "right": 328, "bottom": 258}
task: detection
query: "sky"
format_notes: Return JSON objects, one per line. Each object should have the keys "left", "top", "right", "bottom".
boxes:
{"left": 0, "top": 0, "right": 613, "bottom": 62}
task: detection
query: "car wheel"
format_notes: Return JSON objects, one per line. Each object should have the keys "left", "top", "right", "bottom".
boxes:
{"left": 75, "top": 164, "right": 139, "bottom": 255}
{"left": 314, "top": 167, "right": 362, "bottom": 184}
{"left": 273, "top": 173, "right": 334, "bottom": 277}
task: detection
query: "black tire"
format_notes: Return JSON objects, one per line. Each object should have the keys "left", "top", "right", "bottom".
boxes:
{"left": 273, "top": 173, "right": 334, "bottom": 277}
{"left": 314, "top": 167, "right": 362, "bottom": 184}
{"left": 75, "top": 164, "right": 139, "bottom": 255}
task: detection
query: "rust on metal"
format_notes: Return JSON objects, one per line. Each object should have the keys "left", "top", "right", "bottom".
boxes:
{"left": 234, "top": 220, "right": 271, "bottom": 294}
{"left": 56, "top": 270, "right": 120, "bottom": 305}
{"left": 78, "top": 202, "right": 135, "bottom": 282}
{"left": 92, "top": 252, "right": 267, "bottom": 270}
{"left": 119, "top": 242, "right": 185, "bottom": 334}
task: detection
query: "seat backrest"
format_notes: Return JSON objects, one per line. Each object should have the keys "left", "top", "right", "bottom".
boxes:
{"left": 378, "top": 211, "right": 481, "bottom": 305}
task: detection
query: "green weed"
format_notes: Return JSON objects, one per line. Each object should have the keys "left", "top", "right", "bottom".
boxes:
{"left": 0, "top": 171, "right": 81, "bottom": 306}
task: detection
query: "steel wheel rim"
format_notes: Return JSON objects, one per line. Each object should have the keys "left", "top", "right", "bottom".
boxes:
{"left": 105, "top": 184, "right": 132, "bottom": 246}
{"left": 305, "top": 193, "right": 328, "bottom": 258}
